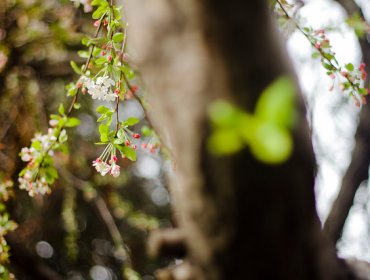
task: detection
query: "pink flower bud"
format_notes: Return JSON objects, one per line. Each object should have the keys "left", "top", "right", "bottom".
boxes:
{"left": 131, "top": 85, "right": 138, "bottom": 93}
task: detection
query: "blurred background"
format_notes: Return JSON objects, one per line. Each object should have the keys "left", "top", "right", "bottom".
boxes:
{"left": 0, "top": 0, "right": 172, "bottom": 279}
{"left": 1, "top": 0, "right": 370, "bottom": 279}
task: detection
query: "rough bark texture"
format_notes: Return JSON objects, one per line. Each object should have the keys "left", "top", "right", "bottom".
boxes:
{"left": 123, "top": 0, "right": 355, "bottom": 279}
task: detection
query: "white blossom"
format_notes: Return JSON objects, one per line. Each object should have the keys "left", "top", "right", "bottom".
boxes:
{"left": 20, "top": 147, "right": 36, "bottom": 162}
{"left": 93, "top": 159, "right": 111, "bottom": 176}
{"left": 18, "top": 175, "right": 50, "bottom": 197}
{"left": 82, "top": 75, "right": 117, "bottom": 102}
{"left": 92, "top": 145, "right": 122, "bottom": 177}
{"left": 110, "top": 163, "right": 120, "bottom": 178}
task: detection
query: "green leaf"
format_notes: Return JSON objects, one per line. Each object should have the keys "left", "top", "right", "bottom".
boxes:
{"left": 73, "top": 103, "right": 81, "bottom": 109}
{"left": 359, "top": 88, "right": 367, "bottom": 95}
{"left": 95, "top": 57, "right": 107, "bottom": 65}
{"left": 70, "top": 61, "right": 83, "bottom": 75}
{"left": 255, "top": 76, "right": 296, "bottom": 128}
{"left": 31, "top": 140, "right": 42, "bottom": 150}
{"left": 114, "top": 138, "right": 125, "bottom": 144}
{"left": 97, "top": 115, "right": 107, "bottom": 122}
{"left": 96, "top": 105, "right": 110, "bottom": 114}
{"left": 236, "top": 114, "right": 255, "bottom": 143}
{"left": 58, "top": 104, "right": 65, "bottom": 115}
{"left": 141, "top": 126, "right": 152, "bottom": 137}
{"left": 45, "top": 167, "right": 58, "bottom": 184}
{"left": 311, "top": 52, "right": 320, "bottom": 59}
{"left": 124, "top": 117, "right": 139, "bottom": 126}
{"left": 112, "top": 32, "right": 124, "bottom": 43}
{"left": 208, "top": 129, "right": 243, "bottom": 156}
{"left": 117, "top": 65, "right": 136, "bottom": 79}
{"left": 81, "top": 37, "right": 90, "bottom": 46}
{"left": 117, "top": 129, "right": 125, "bottom": 140}
{"left": 249, "top": 122, "right": 293, "bottom": 164}
{"left": 323, "top": 63, "right": 334, "bottom": 70}
{"left": 89, "top": 37, "right": 109, "bottom": 46}
{"left": 77, "top": 50, "right": 89, "bottom": 59}
{"left": 92, "top": 5, "right": 108, "bottom": 20}
{"left": 208, "top": 100, "right": 239, "bottom": 128}
{"left": 91, "top": 0, "right": 104, "bottom": 6}
{"left": 50, "top": 114, "right": 60, "bottom": 120}
{"left": 65, "top": 117, "right": 81, "bottom": 127}
{"left": 59, "top": 130, "right": 68, "bottom": 143}
{"left": 345, "top": 63, "right": 354, "bottom": 71}
{"left": 99, "top": 124, "right": 109, "bottom": 142}
{"left": 67, "top": 87, "right": 78, "bottom": 97}
{"left": 122, "top": 146, "right": 137, "bottom": 161}
{"left": 323, "top": 53, "right": 334, "bottom": 61}
{"left": 93, "top": 47, "right": 102, "bottom": 57}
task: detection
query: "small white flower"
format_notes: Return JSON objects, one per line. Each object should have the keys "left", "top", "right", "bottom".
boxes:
{"left": 84, "top": 75, "right": 116, "bottom": 102}
{"left": 104, "top": 93, "right": 117, "bottom": 102}
{"left": 96, "top": 76, "right": 115, "bottom": 87}
{"left": 93, "top": 158, "right": 111, "bottom": 176}
{"left": 20, "top": 147, "right": 36, "bottom": 162}
{"left": 49, "top": 119, "right": 58, "bottom": 127}
{"left": 110, "top": 163, "right": 120, "bottom": 178}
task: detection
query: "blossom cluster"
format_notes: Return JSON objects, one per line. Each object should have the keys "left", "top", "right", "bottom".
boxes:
{"left": 0, "top": 180, "right": 13, "bottom": 202}
{"left": 17, "top": 111, "right": 77, "bottom": 196}
{"left": 307, "top": 27, "right": 369, "bottom": 106}
{"left": 93, "top": 143, "right": 121, "bottom": 177}
{"left": 81, "top": 75, "right": 117, "bottom": 102}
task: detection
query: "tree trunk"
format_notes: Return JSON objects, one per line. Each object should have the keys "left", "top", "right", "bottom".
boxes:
{"left": 122, "top": 0, "right": 355, "bottom": 279}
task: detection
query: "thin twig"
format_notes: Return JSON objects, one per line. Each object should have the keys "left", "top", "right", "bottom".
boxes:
{"left": 276, "top": 0, "right": 360, "bottom": 92}
{"left": 67, "top": 17, "right": 105, "bottom": 116}
{"left": 58, "top": 166, "right": 132, "bottom": 265}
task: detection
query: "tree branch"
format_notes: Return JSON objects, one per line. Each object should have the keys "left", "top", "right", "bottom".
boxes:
{"left": 323, "top": 0, "right": 370, "bottom": 243}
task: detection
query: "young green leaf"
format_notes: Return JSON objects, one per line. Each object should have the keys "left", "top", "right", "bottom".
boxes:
{"left": 122, "top": 146, "right": 136, "bottom": 161}
{"left": 345, "top": 63, "right": 354, "bottom": 71}
{"left": 124, "top": 117, "right": 139, "bottom": 126}
{"left": 208, "top": 129, "right": 243, "bottom": 156}
{"left": 112, "top": 32, "right": 124, "bottom": 43}
{"left": 70, "top": 61, "right": 83, "bottom": 75}
{"left": 255, "top": 76, "right": 296, "bottom": 128}
{"left": 58, "top": 104, "right": 65, "bottom": 115}
{"left": 96, "top": 105, "right": 110, "bottom": 114}
{"left": 65, "top": 117, "right": 81, "bottom": 128}
{"left": 99, "top": 124, "right": 109, "bottom": 142}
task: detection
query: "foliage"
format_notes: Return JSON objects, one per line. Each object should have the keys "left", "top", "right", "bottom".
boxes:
{"left": 208, "top": 77, "right": 296, "bottom": 164}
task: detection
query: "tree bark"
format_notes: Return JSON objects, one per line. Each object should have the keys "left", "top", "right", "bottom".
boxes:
{"left": 122, "top": 0, "right": 355, "bottom": 279}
